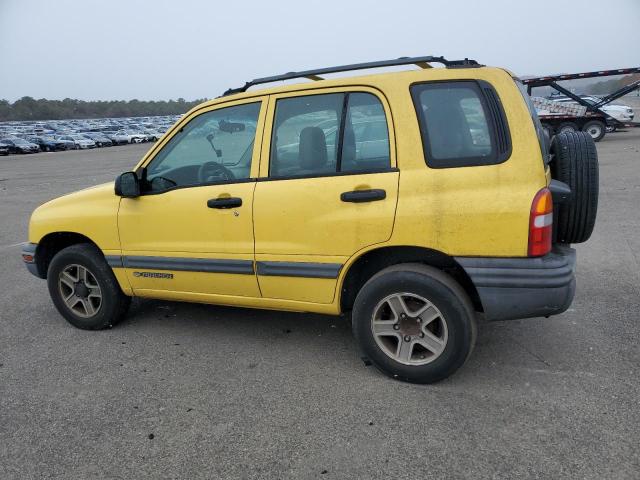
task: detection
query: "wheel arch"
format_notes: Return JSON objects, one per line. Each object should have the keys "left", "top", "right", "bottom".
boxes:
{"left": 338, "top": 245, "right": 483, "bottom": 314}
{"left": 34, "top": 231, "right": 101, "bottom": 279}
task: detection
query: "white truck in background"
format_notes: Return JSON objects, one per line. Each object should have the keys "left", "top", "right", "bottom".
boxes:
{"left": 522, "top": 67, "right": 640, "bottom": 142}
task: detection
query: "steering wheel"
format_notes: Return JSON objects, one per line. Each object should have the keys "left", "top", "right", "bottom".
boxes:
{"left": 198, "top": 161, "right": 236, "bottom": 183}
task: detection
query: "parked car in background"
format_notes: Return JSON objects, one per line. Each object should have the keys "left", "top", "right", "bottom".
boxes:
{"left": 550, "top": 95, "right": 635, "bottom": 124}
{"left": 81, "top": 132, "right": 113, "bottom": 147}
{"left": 0, "top": 114, "right": 181, "bottom": 155}
{"left": 116, "top": 130, "right": 146, "bottom": 143}
{"left": 0, "top": 140, "right": 10, "bottom": 155}
{"left": 49, "top": 136, "right": 76, "bottom": 150}
{"left": 25, "top": 135, "right": 69, "bottom": 152}
{"left": 0, "top": 137, "right": 40, "bottom": 154}
{"left": 56, "top": 134, "right": 96, "bottom": 149}
{"left": 103, "top": 131, "right": 130, "bottom": 145}
{"left": 143, "top": 129, "right": 163, "bottom": 141}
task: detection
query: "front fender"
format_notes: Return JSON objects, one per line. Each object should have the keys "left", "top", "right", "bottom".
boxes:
{"left": 29, "top": 182, "right": 121, "bottom": 250}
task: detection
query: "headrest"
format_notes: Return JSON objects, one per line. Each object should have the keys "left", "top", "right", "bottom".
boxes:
{"left": 299, "top": 126, "right": 327, "bottom": 171}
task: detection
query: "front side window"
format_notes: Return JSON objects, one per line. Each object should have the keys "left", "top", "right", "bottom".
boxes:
{"left": 270, "top": 92, "right": 391, "bottom": 178}
{"left": 144, "top": 102, "right": 261, "bottom": 192}
{"left": 411, "top": 81, "right": 505, "bottom": 168}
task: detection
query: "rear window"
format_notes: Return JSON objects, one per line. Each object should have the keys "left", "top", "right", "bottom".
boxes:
{"left": 411, "top": 81, "right": 510, "bottom": 168}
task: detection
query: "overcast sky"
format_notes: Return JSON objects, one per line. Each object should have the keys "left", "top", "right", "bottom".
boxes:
{"left": 1, "top": 0, "right": 639, "bottom": 102}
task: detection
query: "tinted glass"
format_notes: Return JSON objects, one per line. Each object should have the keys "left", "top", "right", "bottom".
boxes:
{"left": 412, "top": 82, "right": 496, "bottom": 167}
{"left": 270, "top": 92, "right": 390, "bottom": 178}
{"left": 145, "top": 102, "right": 260, "bottom": 192}
{"left": 341, "top": 92, "right": 390, "bottom": 172}
{"left": 270, "top": 94, "right": 342, "bottom": 177}
{"left": 515, "top": 80, "right": 549, "bottom": 164}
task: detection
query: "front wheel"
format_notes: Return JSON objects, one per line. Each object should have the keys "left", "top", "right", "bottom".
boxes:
{"left": 352, "top": 264, "right": 476, "bottom": 384}
{"left": 47, "top": 244, "right": 131, "bottom": 330}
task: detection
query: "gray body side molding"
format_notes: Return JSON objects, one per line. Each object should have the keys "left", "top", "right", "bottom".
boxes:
{"left": 107, "top": 255, "right": 343, "bottom": 279}
{"left": 256, "top": 261, "right": 342, "bottom": 279}
{"left": 117, "top": 256, "right": 255, "bottom": 275}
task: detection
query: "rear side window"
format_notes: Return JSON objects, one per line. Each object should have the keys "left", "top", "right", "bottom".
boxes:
{"left": 515, "top": 80, "right": 550, "bottom": 164}
{"left": 411, "top": 81, "right": 510, "bottom": 168}
{"left": 270, "top": 92, "right": 391, "bottom": 178}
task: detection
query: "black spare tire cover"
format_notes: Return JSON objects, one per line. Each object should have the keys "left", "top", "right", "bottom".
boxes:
{"left": 551, "top": 131, "right": 599, "bottom": 244}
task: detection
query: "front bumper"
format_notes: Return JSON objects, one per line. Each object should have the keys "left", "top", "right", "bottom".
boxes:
{"left": 456, "top": 245, "right": 576, "bottom": 321}
{"left": 21, "top": 242, "right": 42, "bottom": 278}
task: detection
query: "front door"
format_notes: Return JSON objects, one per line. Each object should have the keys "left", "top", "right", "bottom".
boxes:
{"left": 118, "top": 97, "right": 266, "bottom": 298}
{"left": 253, "top": 89, "right": 399, "bottom": 304}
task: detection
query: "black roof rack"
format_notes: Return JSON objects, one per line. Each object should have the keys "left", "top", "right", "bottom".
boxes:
{"left": 222, "top": 56, "right": 482, "bottom": 96}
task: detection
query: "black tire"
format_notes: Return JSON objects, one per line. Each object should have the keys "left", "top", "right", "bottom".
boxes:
{"left": 581, "top": 120, "right": 606, "bottom": 142}
{"left": 557, "top": 122, "right": 578, "bottom": 134}
{"left": 605, "top": 124, "right": 617, "bottom": 133}
{"left": 551, "top": 131, "right": 599, "bottom": 244}
{"left": 352, "top": 264, "right": 477, "bottom": 384}
{"left": 47, "top": 244, "right": 131, "bottom": 330}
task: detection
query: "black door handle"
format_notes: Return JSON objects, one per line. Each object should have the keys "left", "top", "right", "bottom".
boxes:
{"left": 340, "top": 189, "right": 386, "bottom": 203}
{"left": 207, "top": 197, "right": 242, "bottom": 209}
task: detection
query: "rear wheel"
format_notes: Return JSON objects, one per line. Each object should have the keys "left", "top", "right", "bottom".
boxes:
{"left": 551, "top": 131, "right": 599, "bottom": 244}
{"left": 47, "top": 244, "right": 131, "bottom": 330}
{"left": 352, "top": 264, "right": 476, "bottom": 384}
{"left": 581, "top": 120, "right": 606, "bottom": 142}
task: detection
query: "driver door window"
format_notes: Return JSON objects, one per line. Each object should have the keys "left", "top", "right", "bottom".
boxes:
{"left": 145, "top": 102, "right": 261, "bottom": 192}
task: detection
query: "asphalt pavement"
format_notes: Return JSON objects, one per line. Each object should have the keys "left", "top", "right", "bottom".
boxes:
{"left": 0, "top": 135, "right": 639, "bottom": 479}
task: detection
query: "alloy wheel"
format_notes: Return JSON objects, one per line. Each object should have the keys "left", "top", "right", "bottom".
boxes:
{"left": 58, "top": 264, "right": 102, "bottom": 318}
{"left": 371, "top": 292, "right": 448, "bottom": 365}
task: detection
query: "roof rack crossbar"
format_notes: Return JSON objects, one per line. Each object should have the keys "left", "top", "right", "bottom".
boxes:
{"left": 222, "top": 56, "right": 481, "bottom": 96}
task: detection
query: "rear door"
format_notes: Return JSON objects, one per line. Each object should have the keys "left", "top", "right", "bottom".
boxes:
{"left": 253, "top": 88, "right": 399, "bottom": 304}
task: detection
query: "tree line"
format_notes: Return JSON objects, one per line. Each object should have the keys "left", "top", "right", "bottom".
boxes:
{"left": 0, "top": 97, "right": 208, "bottom": 121}
{"left": 587, "top": 73, "right": 640, "bottom": 95}
{"left": 2, "top": 75, "right": 638, "bottom": 122}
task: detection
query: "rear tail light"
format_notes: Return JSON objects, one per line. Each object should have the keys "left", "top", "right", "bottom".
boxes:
{"left": 528, "top": 188, "right": 553, "bottom": 257}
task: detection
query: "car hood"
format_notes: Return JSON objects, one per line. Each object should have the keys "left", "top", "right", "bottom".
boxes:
{"left": 602, "top": 105, "right": 632, "bottom": 112}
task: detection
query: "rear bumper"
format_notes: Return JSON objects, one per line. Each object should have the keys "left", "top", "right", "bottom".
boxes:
{"left": 456, "top": 246, "right": 576, "bottom": 321}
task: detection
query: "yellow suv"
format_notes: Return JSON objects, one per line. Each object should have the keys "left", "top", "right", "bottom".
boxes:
{"left": 23, "top": 56, "right": 599, "bottom": 383}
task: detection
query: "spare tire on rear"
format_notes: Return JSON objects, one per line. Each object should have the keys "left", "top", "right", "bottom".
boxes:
{"left": 551, "top": 131, "right": 599, "bottom": 244}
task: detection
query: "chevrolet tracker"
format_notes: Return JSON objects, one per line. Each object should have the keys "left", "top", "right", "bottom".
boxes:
{"left": 23, "top": 56, "right": 598, "bottom": 383}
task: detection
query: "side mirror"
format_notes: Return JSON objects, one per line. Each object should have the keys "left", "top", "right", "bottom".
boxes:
{"left": 115, "top": 171, "right": 140, "bottom": 198}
